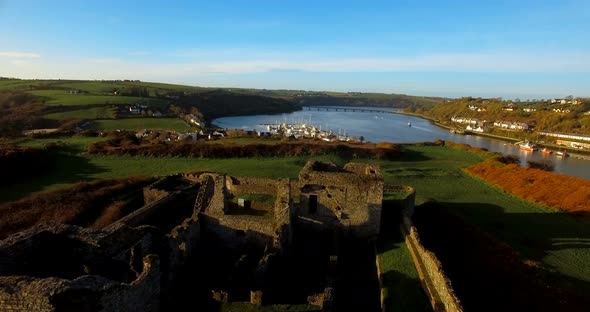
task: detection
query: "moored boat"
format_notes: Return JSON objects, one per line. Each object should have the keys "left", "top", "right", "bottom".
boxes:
{"left": 556, "top": 150, "right": 569, "bottom": 157}
{"left": 541, "top": 148, "right": 552, "bottom": 155}
{"left": 519, "top": 142, "right": 537, "bottom": 151}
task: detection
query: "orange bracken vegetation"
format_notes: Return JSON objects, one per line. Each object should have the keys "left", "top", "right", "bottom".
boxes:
{"left": 0, "top": 177, "right": 153, "bottom": 239}
{"left": 465, "top": 158, "right": 590, "bottom": 215}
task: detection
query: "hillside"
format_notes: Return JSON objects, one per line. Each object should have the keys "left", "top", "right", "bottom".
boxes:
{"left": 413, "top": 97, "right": 590, "bottom": 136}
{"left": 0, "top": 78, "right": 442, "bottom": 128}
{"left": 178, "top": 90, "right": 300, "bottom": 119}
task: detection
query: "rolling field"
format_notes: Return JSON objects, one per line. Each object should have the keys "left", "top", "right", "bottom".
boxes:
{"left": 44, "top": 106, "right": 116, "bottom": 120}
{"left": 29, "top": 90, "right": 167, "bottom": 107}
{"left": 90, "top": 118, "right": 193, "bottom": 132}
{"left": 0, "top": 79, "right": 207, "bottom": 96}
{"left": 17, "top": 135, "right": 109, "bottom": 151}
{"left": 0, "top": 79, "right": 58, "bottom": 91}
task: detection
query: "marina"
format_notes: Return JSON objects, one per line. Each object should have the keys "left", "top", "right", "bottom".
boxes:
{"left": 213, "top": 106, "right": 590, "bottom": 180}
{"left": 261, "top": 122, "right": 355, "bottom": 142}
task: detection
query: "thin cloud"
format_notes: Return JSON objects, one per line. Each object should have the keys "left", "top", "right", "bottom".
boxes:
{"left": 84, "top": 58, "right": 120, "bottom": 65}
{"left": 128, "top": 51, "right": 151, "bottom": 56}
{"left": 0, "top": 51, "right": 41, "bottom": 58}
{"left": 11, "top": 60, "right": 31, "bottom": 66}
{"left": 2, "top": 51, "right": 590, "bottom": 81}
{"left": 174, "top": 52, "right": 590, "bottom": 73}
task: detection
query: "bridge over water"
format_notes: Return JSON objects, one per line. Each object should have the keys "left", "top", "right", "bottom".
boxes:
{"left": 303, "top": 106, "right": 400, "bottom": 114}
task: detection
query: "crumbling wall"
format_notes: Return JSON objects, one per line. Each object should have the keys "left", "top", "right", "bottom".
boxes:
{"left": 206, "top": 174, "right": 227, "bottom": 216}
{"left": 201, "top": 215, "right": 275, "bottom": 251}
{"left": 273, "top": 178, "right": 292, "bottom": 251}
{"left": 297, "top": 161, "right": 384, "bottom": 239}
{"left": 98, "top": 255, "right": 161, "bottom": 312}
{"left": 113, "top": 184, "right": 199, "bottom": 233}
{"left": 401, "top": 209, "right": 463, "bottom": 312}
{"left": 201, "top": 174, "right": 283, "bottom": 251}
{"left": 0, "top": 277, "right": 54, "bottom": 311}
{"left": 0, "top": 255, "right": 160, "bottom": 312}
{"left": 225, "top": 177, "right": 277, "bottom": 196}
{"left": 115, "top": 192, "right": 183, "bottom": 228}
{"left": 165, "top": 216, "right": 201, "bottom": 283}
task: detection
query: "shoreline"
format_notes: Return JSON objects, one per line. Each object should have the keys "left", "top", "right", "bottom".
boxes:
{"left": 394, "top": 111, "right": 590, "bottom": 158}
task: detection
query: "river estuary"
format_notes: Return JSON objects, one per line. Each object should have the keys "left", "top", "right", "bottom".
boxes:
{"left": 213, "top": 107, "right": 590, "bottom": 180}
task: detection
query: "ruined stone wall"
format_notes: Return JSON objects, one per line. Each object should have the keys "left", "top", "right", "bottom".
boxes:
{"left": 0, "top": 255, "right": 160, "bottom": 312}
{"left": 0, "top": 187, "right": 200, "bottom": 312}
{"left": 206, "top": 174, "right": 227, "bottom": 216}
{"left": 201, "top": 214, "right": 275, "bottom": 250}
{"left": 165, "top": 215, "right": 201, "bottom": 283}
{"left": 0, "top": 277, "right": 53, "bottom": 311}
{"left": 225, "top": 177, "right": 278, "bottom": 196}
{"left": 401, "top": 211, "right": 463, "bottom": 312}
{"left": 273, "top": 178, "right": 292, "bottom": 251}
{"left": 98, "top": 255, "right": 161, "bottom": 312}
{"left": 200, "top": 174, "right": 283, "bottom": 251}
{"left": 297, "top": 162, "right": 384, "bottom": 239}
{"left": 380, "top": 185, "right": 415, "bottom": 229}
{"left": 114, "top": 191, "right": 183, "bottom": 228}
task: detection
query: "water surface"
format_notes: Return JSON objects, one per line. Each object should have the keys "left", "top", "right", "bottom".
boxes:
{"left": 213, "top": 107, "right": 590, "bottom": 180}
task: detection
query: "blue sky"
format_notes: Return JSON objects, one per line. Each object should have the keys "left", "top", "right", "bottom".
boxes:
{"left": 1, "top": 0, "right": 589, "bottom": 98}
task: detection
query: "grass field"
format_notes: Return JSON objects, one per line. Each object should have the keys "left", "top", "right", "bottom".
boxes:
{"left": 0, "top": 153, "right": 342, "bottom": 203}
{"left": 378, "top": 240, "right": 431, "bottom": 312}
{"left": 29, "top": 90, "right": 168, "bottom": 107}
{"left": 0, "top": 79, "right": 206, "bottom": 94}
{"left": 17, "top": 136, "right": 109, "bottom": 151}
{"left": 44, "top": 106, "right": 116, "bottom": 120}
{"left": 374, "top": 145, "right": 590, "bottom": 287}
{"left": 91, "top": 118, "right": 193, "bottom": 132}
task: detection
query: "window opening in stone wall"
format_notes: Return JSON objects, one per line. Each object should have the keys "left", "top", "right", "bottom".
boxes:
{"left": 309, "top": 195, "right": 318, "bottom": 214}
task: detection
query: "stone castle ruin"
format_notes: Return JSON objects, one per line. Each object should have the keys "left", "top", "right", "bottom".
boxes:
{"left": 0, "top": 160, "right": 390, "bottom": 311}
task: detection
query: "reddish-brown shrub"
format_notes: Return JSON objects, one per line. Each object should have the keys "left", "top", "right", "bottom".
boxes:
{"left": 466, "top": 159, "right": 590, "bottom": 215}
{"left": 87, "top": 136, "right": 403, "bottom": 160}
{"left": 0, "top": 177, "right": 153, "bottom": 239}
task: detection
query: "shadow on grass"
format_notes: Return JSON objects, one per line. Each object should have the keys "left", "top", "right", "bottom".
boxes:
{"left": 0, "top": 153, "right": 107, "bottom": 203}
{"left": 397, "top": 146, "right": 433, "bottom": 162}
{"left": 376, "top": 198, "right": 432, "bottom": 312}
{"left": 381, "top": 270, "right": 431, "bottom": 312}
{"left": 413, "top": 201, "right": 590, "bottom": 312}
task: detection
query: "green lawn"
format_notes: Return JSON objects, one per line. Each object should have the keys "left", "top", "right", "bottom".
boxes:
{"left": 44, "top": 106, "right": 116, "bottom": 120}
{"left": 378, "top": 241, "right": 431, "bottom": 312}
{"left": 0, "top": 79, "right": 57, "bottom": 91}
{"left": 0, "top": 154, "right": 342, "bottom": 203}
{"left": 17, "top": 136, "right": 109, "bottom": 151}
{"left": 375, "top": 145, "right": 590, "bottom": 288}
{"left": 91, "top": 118, "right": 193, "bottom": 132}
{"left": 28, "top": 90, "right": 167, "bottom": 107}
